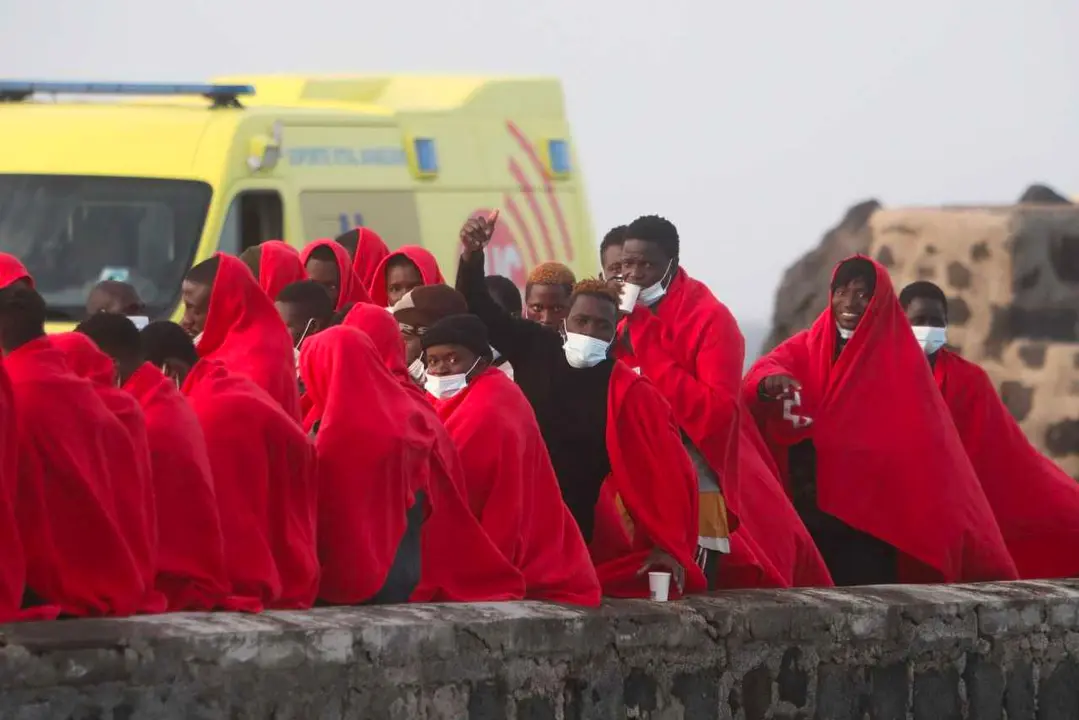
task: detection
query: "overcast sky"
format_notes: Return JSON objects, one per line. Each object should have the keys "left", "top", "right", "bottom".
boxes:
{"left": 2, "top": 0, "right": 1077, "bottom": 323}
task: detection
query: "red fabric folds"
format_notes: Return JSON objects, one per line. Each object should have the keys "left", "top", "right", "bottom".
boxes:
{"left": 5, "top": 337, "right": 145, "bottom": 616}
{"left": 614, "top": 269, "right": 743, "bottom": 528}
{"left": 124, "top": 363, "right": 260, "bottom": 611}
{"left": 183, "top": 359, "right": 319, "bottom": 608}
{"left": 369, "top": 246, "right": 446, "bottom": 307}
{"left": 728, "top": 415, "right": 833, "bottom": 588}
{"left": 589, "top": 362, "right": 707, "bottom": 598}
{"left": 0, "top": 361, "right": 56, "bottom": 622}
{"left": 257, "top": 241, "right": 306, "bottom": 302}
{"left": 354, "top": 227, "right": 391, "bottom": 293}
{"left": 744, "top": 256, "right": 1018, "bottom": 583}
{"left": 300, "top": 239, "right": 372, "bottom": 309}
{"left": 51, "top": 333, "right": 165, "bottom": 613}
{"left": 0, "top": 255, "right": 32, "bottom": 289}
{"left": 340, "top": 305, "right": 523, "bottom": 602}
{"left": 196, "top": 253, "right": 301, "bottom": 421}
{"left": 933, "top": 349, "right": 1079, "bottom": 579}
{"left": 435, "top": 367, "right": 601, "bottom": 606}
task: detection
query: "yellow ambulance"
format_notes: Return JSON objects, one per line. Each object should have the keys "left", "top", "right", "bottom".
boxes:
{"left": 0, "top": 76, "right": 597, "bottom": 329}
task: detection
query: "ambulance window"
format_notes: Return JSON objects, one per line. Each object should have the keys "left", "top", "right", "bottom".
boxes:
{"left": 218, "top": 191, "right": 284, "bottom": 255}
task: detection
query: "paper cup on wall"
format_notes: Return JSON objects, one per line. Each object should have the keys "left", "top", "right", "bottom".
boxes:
{"left": 619, "top": 283, "right": 642, "bottom": 313}
{"left": 648, "top": 572, "right": 671, "bottom": 602}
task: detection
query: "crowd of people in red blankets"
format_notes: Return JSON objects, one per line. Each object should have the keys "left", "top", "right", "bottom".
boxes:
{"left": 0, "top": 212, "right": 1074, "bottom": 623}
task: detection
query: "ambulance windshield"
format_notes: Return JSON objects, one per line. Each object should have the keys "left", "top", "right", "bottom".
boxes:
{"left": 0, "top": 174, "right": 211, "bottom": 321}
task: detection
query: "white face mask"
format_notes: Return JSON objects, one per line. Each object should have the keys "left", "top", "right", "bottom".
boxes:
{"left": 491, "top": 346, "right": 502, "bottom": 363}
{"left": 836, "top": 323, "right": 853, "bottom": 340}
{"left": 408, "top": 356, "right": 426, "bottom": 384}
{"left": 127, "top": 315, "right": 150, "bottom": 330}
{"left": 385, "top": 305, "right": 395, "bottom": 314}
{"left": 192, "top": 331, "right": 204, "bottom": 346}
{"left": 912, "top": 325, "right": 947, "bottom": 355}
{"left": 634, "top": 260, "right": 674, "bottom": 307}
{"left": 563, "top": 328, "right": 611, "bottom": 369}
{"left": 424, "top": 357, "right": 480, "bottom": 400}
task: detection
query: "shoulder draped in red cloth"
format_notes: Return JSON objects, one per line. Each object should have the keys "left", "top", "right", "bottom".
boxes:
{"left": 369, "top": 246, "right": 446, "bottom": 307}
{"left": 435, "top": 367, "right": 601, "bottom": 606}
{"left": 354, "top": 228, "right": 390, "bottom": 293}
{"left": 0, "top": 360, "right": 56, "bottom": 621}
{"left": 615, "top": 269, "right": 743, "bottom": 528}
{"left": 339, "top": 305, "right": 524, "bottom": 602}
{"left": 588, "top": 361, "right": 707, "bottom": 598}
{"left": 743, "top": 256, "right": 1018, "bottom": 583}
{"left": 51, "top": 333, "right": 166, "bottom": 613}
{"left": 5, "top": 337, "right": 145, "bottom": 616}
{"left": 183, "top": 358, "right": 319, "bottom": 608}
{"left": 933, "top": 348, "right": 1079, "bottom": 578}
{"left": 257, "top": 240, "right": 306, "bottom": 302}
{"left": 196, "top": 253, "right": 302, "bottom": 422}
{"left": 123, "top": 362, "right": 260, "bottom": 611}
{"left": 300, "top": 239, "right": 373, "bottom": 309}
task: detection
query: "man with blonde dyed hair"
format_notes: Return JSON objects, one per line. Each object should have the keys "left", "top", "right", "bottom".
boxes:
{"left": 454, "top": 217, "right": 706, "bottom": 598}
{"left": 523, "top": 262, "right": 576, "bottom": 329}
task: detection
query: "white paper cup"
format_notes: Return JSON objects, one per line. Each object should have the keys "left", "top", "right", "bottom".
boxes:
{"left": 648, "top": 571, "right": 671, "bottom": 602}
{"left": 619, "top": 283, "right": 642, "bottom": 313}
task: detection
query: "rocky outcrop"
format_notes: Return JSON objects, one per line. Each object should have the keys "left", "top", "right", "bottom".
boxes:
{"left": 764, "top": 185, "right": 1079, "bottom": 478}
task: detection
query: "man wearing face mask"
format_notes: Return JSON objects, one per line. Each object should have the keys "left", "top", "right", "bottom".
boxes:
{"left": 275, "top": 281, "right": 336, "bottom": 367}
{"left": 611, "top": 215, "right": 740, "bottom": 589}
{"left": 391, "top": 284, "right": 470, "bottom": 388}
{"left": 900, "top": 281, "right": 1079, "bottom": 579}
{"left": 421, "top": 313, "right": 602, "bottom": 606}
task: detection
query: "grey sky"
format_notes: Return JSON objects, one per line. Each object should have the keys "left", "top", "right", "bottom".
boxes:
{"left": 2, "top": 1, "right": 1077, "bottom": 323}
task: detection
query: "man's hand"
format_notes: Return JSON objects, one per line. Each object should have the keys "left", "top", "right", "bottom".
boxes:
{"left": 460, "top": 210, "right": 499, "bottom": 258}
{"left": 636, "top": 548, "right": 686, "bottom": 594}
{"left": 759, "top": 374, "right": 801, "bottom": 400}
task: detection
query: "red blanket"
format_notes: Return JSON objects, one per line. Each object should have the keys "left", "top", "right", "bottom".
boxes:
{"left": 257, "top": 241, "right": 306, "bottom": 302}
{"left": 934, "top": 349, "right": 1079, "bottom": 578}
{"left": 615, "top": 269, "right": 743, "bottom": 528}
{"left": 5, "top": 337, "right": 145, "bottom": 616}
{"left": 51, "top": 333, "right": 165, "bottom": 613}
{"left": 196, "top": 253, "right": 301, "bottom": 422}
{"left": 354, "top": 227, "right": 391, "bottom": 293}
{"left": 369, "top": 246, "right": 446, "bottom": 307}
{"left": 300, "top": 239, "right": 373, "bottom": 309}
{"left": 435, "top": 368, "right": 601, "bottom": 606}
{"left": 124, "top": 363, "right": 260, "bottom": 611}
{"left": 0, "top": 362, "right": 56, "bottom": 622}
{"left": 183, "top": 359, "right": 319, "bottom": 608}
{"left": 728, "top": 414, "right": 833, "bottom": 588}
{"left": 335, "top": 306, "right": 523, "bottom": 601}
{"left": 589, "top": 362, "right": 707, "bottom": 598}
{"left": 744, "top": 256, "right": 1018, "bottom": 583}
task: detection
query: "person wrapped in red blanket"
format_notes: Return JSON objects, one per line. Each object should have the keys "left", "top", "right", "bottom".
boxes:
{"left": 239, "top": 241, "right": 307, "bottom": 303}
{"left": 370, "top": 246, "right": 446, "bottom": 308}
{"left": 901, "top": 281, "right": 1079, "bottom": 579}
{"left": 604, "top": 216, "right": 740, "bottom": 587}
{"left": 0, "top": 278, "right": 144, "bottom": 616}
{"left": 334, "top": 227, "right": 390, "bottom": 295}
{"left": 141, "top": 321, "right": 319, "bottom": 609}
{"left": 422, "top": 314, "right": 601, "bottom": 606}
{"left": 50, "top": 331, "right": 166, "bottom": 613}
{"left": 339, "top": 303, "right": 525, "bottom": 601}
{"left": 301, "top": 239, "right": 373, "bottom": 309}
{"left": 180, "top": 254, "right": 301, "bottom": 422}
{"left": 77, "top": 313, "right": 259, "bottom": 612}
{"left": 744, "top": 256, "right": 1018, "bottom": 585}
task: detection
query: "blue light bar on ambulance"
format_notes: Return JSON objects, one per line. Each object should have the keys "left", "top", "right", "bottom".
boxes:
{"left": 0, "top": 81, "right": 255, "bottom": 108}
{"left": 547, "top": 139, "right": 571, "bottom": 175}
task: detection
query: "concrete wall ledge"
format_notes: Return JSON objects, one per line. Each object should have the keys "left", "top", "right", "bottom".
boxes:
{"left": 3, "top": 580, "right": 1079, "bottom": 719}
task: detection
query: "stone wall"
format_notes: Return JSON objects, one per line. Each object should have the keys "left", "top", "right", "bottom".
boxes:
{"left": 763, "top": 190, "right": 1079, "bottom": 478}
{"left": 4, "top": 581, "right": 1079, "bottom": 719}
